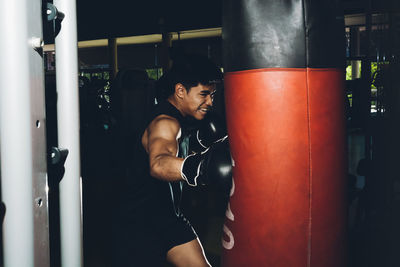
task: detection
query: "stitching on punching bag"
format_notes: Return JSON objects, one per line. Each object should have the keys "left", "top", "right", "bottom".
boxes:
{"left": 306, "top": 67, "right": 313, "bottom": 267}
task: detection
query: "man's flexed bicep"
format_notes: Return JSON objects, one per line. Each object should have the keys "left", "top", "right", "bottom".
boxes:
{"left": 143, "top": 115, "right": 184, "bottom": 181}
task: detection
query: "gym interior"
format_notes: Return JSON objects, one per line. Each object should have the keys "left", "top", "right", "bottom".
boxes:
{"left": 1, "top": 0, "right": 400, "bottom": 266}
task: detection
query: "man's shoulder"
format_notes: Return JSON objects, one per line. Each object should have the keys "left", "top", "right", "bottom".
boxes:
{"left": 152, "top": 114, "right": 180, "bottom": 125}
{"left": 151, "top": 100, "right": 182, "bottom": 120}
{"left": 148, "top": 114, "right": 181, "bottom": 135}
{"left": 143, "top": 100, "right": 183, "bottom": 139}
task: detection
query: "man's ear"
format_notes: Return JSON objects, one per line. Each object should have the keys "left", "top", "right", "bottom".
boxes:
{"left": 175, "top": 83, "right": 186, "bottom": 99}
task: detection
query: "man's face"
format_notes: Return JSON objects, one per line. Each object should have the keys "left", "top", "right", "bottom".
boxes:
{"left": 182, "top": 83, "right": 216, "bottom": 120}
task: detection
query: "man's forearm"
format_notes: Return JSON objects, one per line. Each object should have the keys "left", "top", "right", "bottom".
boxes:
{"left": 149, "top": 154, "right": 184, "bottom": 181}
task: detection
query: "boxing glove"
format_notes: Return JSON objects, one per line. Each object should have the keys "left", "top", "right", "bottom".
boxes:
{"left": 206, "top": 139, "right": 233, "bottom": 196}
{"left": 189, "top": 111, "right": 228, "bottom": 153}
{"left": 181, "top": 138, "right": 233, "bottom": 187}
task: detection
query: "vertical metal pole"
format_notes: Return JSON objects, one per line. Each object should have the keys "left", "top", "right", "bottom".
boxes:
{"left": 363, "top": 2, "right": 373, "bottom": 161}
{"left": 53, "top": 0, "right": 83, "bottom": 266}
{"left": 108, "top": 38, "right": 118, "bottom": 79}
{"left": 161, "top": 32, "right": 173, "bottom": 73}
{"left": 0, "top": 0, "right": 50, "bottom": 266}
{"left": 351, "top": 60, "right": 361, "bottom": 79}
{"left": 159, "top": 18, "right": 172, "bottom": 73}
{"left": 0, "top": 1, "right": 33, "bottom": 265}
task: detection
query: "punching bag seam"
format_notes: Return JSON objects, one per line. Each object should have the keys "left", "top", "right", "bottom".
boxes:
{"left": 303, "top": 0, "right": 312, "bottom": 264}
{"left": 307, "top": 68, "right": 342, "bottom": 72}
{"left": 306, "top": 67, "right": 313, "bottom": 267}
{"left": 224, "top": 68, "right": 306, "bottom": 76}
{"left": 225, "top": 68, "right": 339, "bottom": 77}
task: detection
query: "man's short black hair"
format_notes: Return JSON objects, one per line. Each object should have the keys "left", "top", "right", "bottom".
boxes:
{"left": 156, "top": 54, "right": 223, "bottom": 100}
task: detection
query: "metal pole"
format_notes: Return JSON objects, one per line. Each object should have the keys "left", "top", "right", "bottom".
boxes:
{"left": 161, "top": 32, "right": 173, "bottom": 73}
{"left": 108, "top": 38, "right": 118, "bottom": 79}
{"left": 0, "top": 0, "right": 50, "bottom": 266}
{"left": 53, "top": 0, "right": 83, "bottom": 266}
{"left": 159, "top": 18, "right": 172, "bottom": 73}
{"left": 363, "top": 1, "right": 372, "bottom": 160}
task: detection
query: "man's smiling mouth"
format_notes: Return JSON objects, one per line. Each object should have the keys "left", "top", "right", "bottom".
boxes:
{"left": 198, "top": 108, "right": 209, "bottom": 113}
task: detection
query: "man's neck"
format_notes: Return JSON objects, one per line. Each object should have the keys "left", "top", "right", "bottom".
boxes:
{"left": 167, "top": 97, "right": 186, "bottom": 117}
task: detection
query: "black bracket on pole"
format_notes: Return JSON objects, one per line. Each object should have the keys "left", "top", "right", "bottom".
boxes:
{"left": 44, "top": 3, "right": 64, "bottom": 40}
{"left": 50, "top": 147, "right": 68, "bottom": 165}
{"left": 46, "top": 3, "right": 64, "bottom": 22}
{"left": 48, "top": 147, "right": 69, "bottom": 184}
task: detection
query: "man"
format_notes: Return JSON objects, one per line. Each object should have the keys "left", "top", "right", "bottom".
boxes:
{"left": 113, "top": 55, "right": 230, "bottom": 266}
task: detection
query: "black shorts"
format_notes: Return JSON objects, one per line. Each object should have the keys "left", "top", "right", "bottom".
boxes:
{"left": 112, "top": 210, "right": 197, "bottom": 267}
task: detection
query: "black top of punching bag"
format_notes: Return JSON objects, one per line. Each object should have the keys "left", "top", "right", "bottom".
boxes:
{"left": 222, "top": 0, "right": 345, "bottom": 72}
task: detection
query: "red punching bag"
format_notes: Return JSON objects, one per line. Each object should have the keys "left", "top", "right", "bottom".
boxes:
{"left": 221, "top": 1, "right": 347, "bottom": 266}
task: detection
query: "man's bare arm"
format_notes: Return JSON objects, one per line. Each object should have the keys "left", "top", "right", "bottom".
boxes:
{"left": 143, "top": 115, "right": 184, "bottom": 181}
